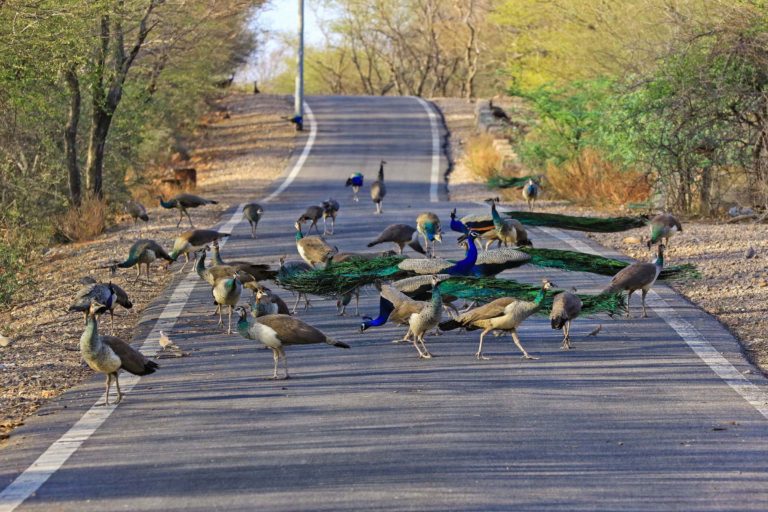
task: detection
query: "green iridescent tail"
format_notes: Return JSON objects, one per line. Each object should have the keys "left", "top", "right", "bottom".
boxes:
{"left": 518, "top": 247, "right": 698, "bottom": 280}
{"left": 487, "top": 175, "right": 538, "bottom": 189}
{"left": 276, "top": 255, "right": 406, "bottom": 297}
{"left": 504, "top": 211, "right": 648, "bottom": 232}
{"left": 436, "top": 277, "right": 626, "bottom": 316}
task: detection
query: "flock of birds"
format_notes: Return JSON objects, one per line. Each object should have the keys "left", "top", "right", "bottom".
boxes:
{"left": 68, "top": 161, "right": 683, "bottom": 405}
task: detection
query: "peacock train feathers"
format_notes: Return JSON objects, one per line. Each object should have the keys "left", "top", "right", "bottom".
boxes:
{"left": 487, "top": 175, "right": 539, "bottom": 189}
{"left": 503, "top": 211, "right": 648, "bottom": 233}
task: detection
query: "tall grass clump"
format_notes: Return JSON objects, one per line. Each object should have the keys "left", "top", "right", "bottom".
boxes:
{"left": 546, "top": 149, "right": 650, "bottom": 207}
{"left": 58, "top": 192, "right": 108, "bottom": 243}
{"left": 463, "top": 134, "right": 501, "bottom": 181}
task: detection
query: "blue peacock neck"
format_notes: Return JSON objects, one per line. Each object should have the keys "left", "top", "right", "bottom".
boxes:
{"left": 533, "top": 286, "right": 548, "bottom": 306}
{"left": 448, "top": 237, "right": 478, "bottom": 275}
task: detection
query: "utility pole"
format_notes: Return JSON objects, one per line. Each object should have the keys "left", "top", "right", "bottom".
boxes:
{"left": 294, "top": 0, "right": 305, "bottom": 131}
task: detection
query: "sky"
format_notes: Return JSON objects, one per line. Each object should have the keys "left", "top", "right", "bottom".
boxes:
{"left": 235, "top": 0, "right": 329, "bottom": 83}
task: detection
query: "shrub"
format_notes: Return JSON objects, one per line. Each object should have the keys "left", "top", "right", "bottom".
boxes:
{"left": 57, "top": 192, "right": 108, "bottom": 243}
{"left": 546, "top": 149, "right": 650, "bottom": 207}
{"left": 463, "top": 134, "right": 501, "bottom": 181}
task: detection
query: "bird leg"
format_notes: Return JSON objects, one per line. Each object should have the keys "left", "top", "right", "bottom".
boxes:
{"left": 354, "top": 289, "right": 360, "bottom": 316}
{"left": 303, "top": 294, "right": 312, "bottom": 310}
{"left": 375, "top": 202, "right": 382, "bottom": 215}
{"left": 270, "top": 349, "right": 280, "bottom": 379}
{"left": 626, "top": 290, "right": 634, "bottom": 318}
{"left": 291, "top": 294, "right": 302, "bottom": 314}
{"left": 323, "top": 217, "right": 328, "bottom": 235}
{"left": 133, "top": 265, "right": 141, "bottom": 284}
{"left": 250, "top": 223, "right": 257, "bottom": 239}
{"left": 411, "top": 334, "right": 428, "bottom": 357}
{"left": 176, "top": 209, "right": 183, "bottom": 228}
{"left": 218, "top": 304, "right": 224, "bottom": 327}
{"left": 184, "top": 208, "right": 194, "bottom": 228}
{"left": 330, "top": 217, "right": 335, "bottom": 235}
{"left": 393, "top": 328, "right": 412, "bottom": 344}
{"left": 113, "top": 373, "right": 123, "bottom": 404}
{"left": 227, "top": 305, "right": 233, "bottom": 335}
{"left": 561, "top": 321, "right": 571, "bottom": 350}
{"left": 641, "top": 289, "right": 649, "bottom": 318}
{"left": 417, "top": 336, "right": 432, "bottom": 359}
{"left": 280, "top": 348, "right": 289, "bottom": 379}
{"left": 96, "top": 374, "right": 112, "bottom": 406}
{"left": 511, "top": 331, "right": 538, "bottom": 360}
{"left": 476, "top": 328, "right": 492, "bottom": 360}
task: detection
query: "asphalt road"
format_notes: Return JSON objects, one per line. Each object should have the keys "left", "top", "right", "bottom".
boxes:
{"left": 3, "top": 95, "right": 768, "bottom": 511}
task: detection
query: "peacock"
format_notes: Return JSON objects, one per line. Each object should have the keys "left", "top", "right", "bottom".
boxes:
{"left": 482, "top": 197, "right": 532, "bottom": 249}
{"left": 449, "top": 208, "right": 469, "bottom": 235}
{"left": 345, "top": 172, "right": 364, "bottom": 202}
{"left": 111, "top": 239, "right": 174, "bottom": 283}
{"left": 416, "top": 212, "right": 442, "bottom": 258}
{"left": 439, "top": 279, "right": 554, "bottom": 360}
{"left": 297, "top": 205, "right": 325, "bottom": 235}
{"left": 522, "top": 178, "right": 540, "bottom": 210}
{"left": 242, "top": 203, "right": 264, "bottom": 239}
{"left": 278, "top": 255, "right": 313, "bottom": 313}
{"left": 549, "top": 290, "right": 583, "bottom": 350}
{"left": 157, "top": 193, "right": 218, "bottom": 228}
{"left": 170, "top": 229, "right": 230, "bottom": 272}
{"left": 80, "top": 301, "right": 159, "bottom": 406}
{"left": 234, "top": 306, "right": 349, "bottom": 379}
{"left": 371, "top": 160, "right": 387, "bottom": 214}
{"left": 321, "top": 198, "right": 340, "bottom": 235}
{"left": 70, "top": 279, "right": 132, "bottom": 335}
{"left": 367, "top": 224, "right": 426, "bottom": 256}
{"left": 647, "top": 213, "right": 682, "bottom": 249}
{"left": 251, "top": 286, "right": 290, "bottom": 316}
{"left": 125, "top": 200, "right": 148, "bottom": 224}
{"left": 501, "top": 210, "right": 649, "bottom": 233}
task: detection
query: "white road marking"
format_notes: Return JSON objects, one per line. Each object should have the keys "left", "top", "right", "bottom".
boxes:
{"left": 415, "top": 97, "right": 441, "bottom": 203}
{"left": 0, "top": 101, "right": 318, "bottom": 512}
{"left": 262, "top": 102, "right": 317, "bottom": 203}
{"left": 539, "top": 226, "right": 768, "bottom": 420}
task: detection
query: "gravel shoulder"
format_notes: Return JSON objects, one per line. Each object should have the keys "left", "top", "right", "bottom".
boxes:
{"left": 434, "top": 97, "right": 768, "bottom": 376}
{"left": 0, "top": 93, "right": 296, "bottom": 440}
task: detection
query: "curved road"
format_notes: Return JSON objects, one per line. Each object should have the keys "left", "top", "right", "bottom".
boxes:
{"left": 3, "top": 96, "right": 768, "bottom": 511}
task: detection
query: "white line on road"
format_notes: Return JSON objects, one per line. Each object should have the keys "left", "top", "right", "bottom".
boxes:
{"left": 415, "top": 97, "right": 441, "bottom": 203}
{"left": 262, "top": 102, "right": 317, "bottom": 203}
{"left": 0, "top": 102, "right": 318, "bottom": 512}
{"left": 539, "top": 226, "right": 768, "bottom": 421}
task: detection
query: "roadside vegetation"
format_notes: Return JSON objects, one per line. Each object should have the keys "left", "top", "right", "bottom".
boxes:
{"left": 0, "top": 0, "right": 263, "bottom": 305}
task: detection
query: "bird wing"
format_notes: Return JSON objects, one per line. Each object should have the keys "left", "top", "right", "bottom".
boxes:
{"left": 610, "top": 262, "right": 657, "bottom": 289}
{"left": 110, "top": 284, "right": 132, "bottom": 309}
{"left": 390, "top": 301, "right": 425, "bottom": 325}
{"left": 101, "top": 336, "right": 156, "bottom": 375}
{"left": 186, "top": 230, "right": 228, "bottom": 246}
{"left": 256, "top": 315, "right": 328, "bottom": 345}
{"left": 459, "top": 297, "right": 515, "bottom": 325}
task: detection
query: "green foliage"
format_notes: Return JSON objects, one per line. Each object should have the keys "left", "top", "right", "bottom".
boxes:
{"left": 0, "top": 241, "right": 23, "bottom": 306}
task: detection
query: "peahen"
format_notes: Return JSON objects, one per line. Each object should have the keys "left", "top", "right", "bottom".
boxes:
{"left": 157, "top": 193, "right": 218, "bottom": 228}
{"left": 371, "top": 160, "right": 387, "bottom": 215}
{"left": 297, "top": 205, "right": 324, "bottom": 235}
{"left": 522, "top": 178, "right": 540, "bottom": 211}
{"left": 70, "top": 279, "right": 132, "bottom": 335}
{"left": 604, "top": 244, "right": 664, "bottom": 318}
{"left": 242, "top": 203, "right": 264, "bottom": 239}
{"left": 111, "top": 239, "right": 174, "bottom": 283}
{"left": 170, "top": 229, "right": 230, "bottom": 272}
{"left": 322, "top": 198, "right": 340, "bottom": 235}
{"left": 125, "top": 200, "right": 149, "bottom": 224}
{"left": 367, "top": 224, "right": 426, "bottom": 256}
{"left": 549, "top": 290, "right": 583, "bottom": 350}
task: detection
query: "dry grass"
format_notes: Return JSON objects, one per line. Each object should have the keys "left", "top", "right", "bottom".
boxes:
{"left": 58, "top": 192, "right": 108, "bottom": 242}
{"left": 546, "top": 149, "right": 651, "bottom": 207}
{"left": 462, "top": 134, "right": 501, "bottom": 181}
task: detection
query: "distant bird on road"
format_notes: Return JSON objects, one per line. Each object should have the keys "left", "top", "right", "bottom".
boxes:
{"left": 125, "top": 200, "right": 148, "bottom": 224}
{"left": 604, "top": 244, "right": 664, "bottom": 318}
{"left": 367, "top": 224, "right": 426, "bottom": 255}
{"left": 322, "top": 198, "right": 340, "bottom": 235}
{"left": 157, "top": 193, "right": 218, "bottom": 228}
{"left": 111, "top": 239, "right": 174, "bottom": 283}
{"left": 549, "top": 290, "right": 583, "bottom": 350}
{"left": 297, "top": 205, "right": 324, "bottom": 234}
{"left": 80, "top": 301, "right": 158, "bottom": 406}
{"left": 371, "top": 160, "right": 387, "bottom": 215}
{"left": 234, "top": 306, "right": 349, "bottom": 379}
{"left": 294, "top": 221, "right": 336, "bottom": 267}
{"left": 242, "top": 203, "right": 264, "bottom": 239}
{"left": 345, "top": 172, "right": 364, "bottom": 202}
{"left": 522, "top": 178, "right": 540, "bottom": 211}
{"left": 213, "top": 273, "right": 242, "bottom": 334}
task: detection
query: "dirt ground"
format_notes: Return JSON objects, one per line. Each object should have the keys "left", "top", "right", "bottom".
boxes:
{"left": 0, "top": 93, "right": 296, "bottom": 440}
{"left": 435, "top": 97, "right": 768, "bottom": 376}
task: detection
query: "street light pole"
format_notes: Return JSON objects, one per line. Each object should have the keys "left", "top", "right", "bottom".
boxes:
{"left": 294, "top": 0, "right": 305, "bottom": 131}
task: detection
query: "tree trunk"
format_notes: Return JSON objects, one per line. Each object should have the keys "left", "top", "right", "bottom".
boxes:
{"left": 63, "top": 68, "right": 82, "bottom": 206}
{"left": 699, "top": 166, "right": 712, "bottom": 216}
{"left": 85, "top": 108, "right": 114, "bottom": 197}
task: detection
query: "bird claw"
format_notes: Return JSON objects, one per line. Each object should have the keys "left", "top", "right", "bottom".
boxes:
{"left": 418, "top": 352, "right": 433, "bottom": 359}
{"left": 475, "top": 353, "right": 490, "bottom": 360}
{"left": 522, "top": 355, "right": 539, "bottom": 360}
{"left": 95, "top": 401, "right": 108, "bottom": 407}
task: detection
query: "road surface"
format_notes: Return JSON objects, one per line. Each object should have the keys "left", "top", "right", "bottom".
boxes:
{"left": 3, "top": 95, "right": 768, "bottom": 511}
